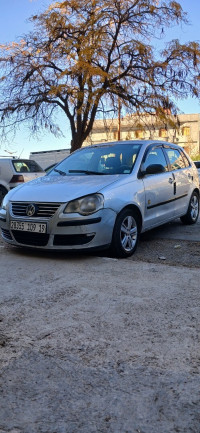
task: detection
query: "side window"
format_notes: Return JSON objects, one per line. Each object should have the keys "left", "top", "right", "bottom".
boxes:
{"left": 143, "top": 147, "right": 168, "bottom": 172}
{"left": 165, "top": 148, "right": 186, "bottom": 170}
{"left": 181, "top": 151, "right": 190, "bottom": 168}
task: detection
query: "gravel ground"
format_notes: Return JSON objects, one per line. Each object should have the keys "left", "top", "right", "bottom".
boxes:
{"left": 0, "top": 224, "right": 200, "bottom": 433}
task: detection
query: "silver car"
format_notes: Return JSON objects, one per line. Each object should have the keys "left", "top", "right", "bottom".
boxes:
{"left": 194, "top": 161, "right": 200, "bottom": 183}
{"left": 0, "top": 140, "right": 199, "bottom": 258}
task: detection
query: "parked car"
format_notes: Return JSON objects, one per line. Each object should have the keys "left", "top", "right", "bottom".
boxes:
{"left": 0, "top": 140, "right": 199, "bottom": 258}
{"left": 0, "top": 158, "right": 45, "bottom": 205}
{"left": 194, "top": 161, "right": 200, "bottom": 182}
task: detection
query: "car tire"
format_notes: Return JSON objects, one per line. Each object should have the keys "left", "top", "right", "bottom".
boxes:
{"left": 111, "top": 208, "right": 141, "bottom": 258}
{"left": 0, "top": 186, "right": 7, "bottom": 206}
{"left": 180, "top": 191, "right": 199, "bottom": 225}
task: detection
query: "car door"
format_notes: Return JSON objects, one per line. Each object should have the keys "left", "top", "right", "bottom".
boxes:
{"left": 141, "top": 145, "right": 175, "bottom": 230}
{"left": 163, "top": 147, "right": 192, "bottom": 217}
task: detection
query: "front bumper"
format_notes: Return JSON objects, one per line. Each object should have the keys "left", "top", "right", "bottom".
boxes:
{"left": 0, "top": 203, "right": 116, "bottom": 251}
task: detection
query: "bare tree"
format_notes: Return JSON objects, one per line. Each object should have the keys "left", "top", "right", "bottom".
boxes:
{"left": 0, "top": 0, "right": 200, "bottom": 152}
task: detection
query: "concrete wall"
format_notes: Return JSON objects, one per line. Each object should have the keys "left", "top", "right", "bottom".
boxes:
{"left": 29, "top": 149, "right": 70, "bottom": 169}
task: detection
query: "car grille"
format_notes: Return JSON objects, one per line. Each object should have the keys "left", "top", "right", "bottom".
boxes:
{"left": 12, "top": 231, "right": 49, "bottom": 246}
{"left": 11, "top": 202, "right": 61, "bottom": 219}
{"left": 1, "top": 228, "right": 13, "bottom": 241}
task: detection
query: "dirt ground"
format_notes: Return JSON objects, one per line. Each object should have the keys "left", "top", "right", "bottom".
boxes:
{"left": 2, "top": 222, "right": 200, "bottom": 269}
{"left": 133, "top": 233, "right": 200, "bottom": 268}
{"left": 0, "top": 225, "right": 200, "bottom": 433}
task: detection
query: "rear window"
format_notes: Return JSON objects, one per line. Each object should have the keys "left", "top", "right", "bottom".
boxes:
{"left": 12, "top": 159, "right": 44, "bottom": 173}
{"left": 194, "top": 161, "right": 200, "bottom": 169}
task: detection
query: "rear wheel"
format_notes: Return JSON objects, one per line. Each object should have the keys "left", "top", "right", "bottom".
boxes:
{"left": 180, "top": 191, "right": 199, "bottom": 225}
{"left": 111, "top": 209, "right": 140, "bottom": 258}
{"left": 0, "top": 186, "right": 7, "bottom": 206}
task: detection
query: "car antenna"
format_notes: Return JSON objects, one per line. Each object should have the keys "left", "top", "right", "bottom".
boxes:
{"left": 18, "top": 148, "right": 24, "bottom": 159}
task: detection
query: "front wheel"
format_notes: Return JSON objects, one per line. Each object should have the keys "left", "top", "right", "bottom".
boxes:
{"left": 111, "top": 209, "right": 140, "bottom": 258}
{"left": 180, "top": 191, "right": 199, "bottom": 225}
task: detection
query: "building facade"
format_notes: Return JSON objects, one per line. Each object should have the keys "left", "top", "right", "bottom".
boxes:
{"left": 83, "top": 113, "right": 200, "bottom": 157}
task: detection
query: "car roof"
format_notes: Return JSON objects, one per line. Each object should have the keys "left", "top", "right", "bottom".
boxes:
{"left": 0, "top": 158, "right": 31, "bottom": 160}
{"left": 83, "top": 140, "right": 184, "bottom": 151}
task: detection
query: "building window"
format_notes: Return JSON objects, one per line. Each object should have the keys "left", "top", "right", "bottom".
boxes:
{"left": 159, "top": 128, "right": 168, "bottom": 138}
{"left": 182, "top": 126, "right": 190, "bottom": 136}
{"left": 135, "top": 130, "right": 144, "bottom": 139}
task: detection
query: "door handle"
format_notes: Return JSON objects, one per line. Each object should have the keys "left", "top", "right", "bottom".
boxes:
{"left": 188, "top": 173, "right": 193, "bottom": 180}
{"left": 168, "top": 177, "right": 174, "bottom": 184}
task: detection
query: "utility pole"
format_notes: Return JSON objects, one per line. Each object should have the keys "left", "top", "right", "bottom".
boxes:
{"left": 117, "top": 95, "right": 121, "bottom": 140}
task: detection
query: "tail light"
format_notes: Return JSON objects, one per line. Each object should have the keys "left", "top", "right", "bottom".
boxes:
{"left": 10, "top": 175, "right": 24, "bottom": 183}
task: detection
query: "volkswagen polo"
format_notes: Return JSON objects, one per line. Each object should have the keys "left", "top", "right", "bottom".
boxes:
{"left": 0, "top": 140, "right": 199, "bottom": 258}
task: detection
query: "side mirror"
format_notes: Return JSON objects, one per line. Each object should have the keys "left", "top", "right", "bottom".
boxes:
{"left": 140, "top": 164, "right": 165, "bottom": 176}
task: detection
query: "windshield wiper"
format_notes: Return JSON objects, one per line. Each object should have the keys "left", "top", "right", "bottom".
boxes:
{"left": 68, "top": 169, "right": 106, "bottom": 175}
{"left": 53, "top": 168, "right": 66, "bottom": 176}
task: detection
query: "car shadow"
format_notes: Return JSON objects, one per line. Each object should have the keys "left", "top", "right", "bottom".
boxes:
{"left": 4, "top": 216, "right": 200, "bottom": 261}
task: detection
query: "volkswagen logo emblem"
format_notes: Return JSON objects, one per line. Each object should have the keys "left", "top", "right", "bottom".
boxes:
{"left": 26, "top": 204, "right": 36, "bottom": 217}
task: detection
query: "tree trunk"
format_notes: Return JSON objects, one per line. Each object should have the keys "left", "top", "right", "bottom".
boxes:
{"left": 70, "top": 138, "right": 82, "bottom": 153}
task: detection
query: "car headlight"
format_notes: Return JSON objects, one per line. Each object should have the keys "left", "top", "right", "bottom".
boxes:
{"left": 64, "top": 194, "right": 104, "bottom": 215}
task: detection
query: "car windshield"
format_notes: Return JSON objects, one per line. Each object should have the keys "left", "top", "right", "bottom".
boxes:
{"left": 12, "top": 159, "right": 44, "bottom": 173}
{"left": 48, "top": 143, "right": 142, "bottom": 176}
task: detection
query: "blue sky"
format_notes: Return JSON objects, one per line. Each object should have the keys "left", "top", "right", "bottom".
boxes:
{"left": 0, "top": 0, "right": 200, "bottom": 158}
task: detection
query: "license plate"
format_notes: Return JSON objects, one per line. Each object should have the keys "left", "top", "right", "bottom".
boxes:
{"left": 10, "top": 220, "right": 47, "bottom": 233}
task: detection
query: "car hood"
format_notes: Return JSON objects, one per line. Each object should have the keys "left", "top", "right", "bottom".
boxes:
{"left": 8, "top": 174, "right": 122, "bottom": 202}
{"left": 22, "top": 172, "right": 45, "bottom": 183}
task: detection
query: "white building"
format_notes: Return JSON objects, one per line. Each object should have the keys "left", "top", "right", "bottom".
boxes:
{"left": 83, "top": 113, "right": 200, "bottom": 157}
{"left": 30, "top": 113, "right": 200, "bottom": 163}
